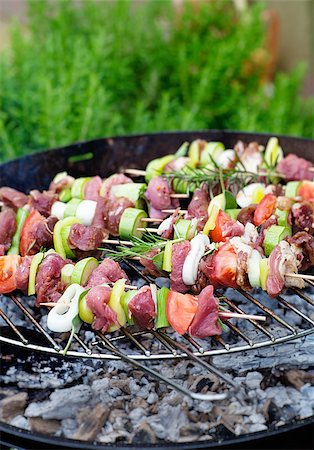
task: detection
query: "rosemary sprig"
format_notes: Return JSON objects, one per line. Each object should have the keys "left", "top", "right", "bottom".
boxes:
{"left": 100, "top": 232, "right": 183, "bottom": 261}
{"left": 164, "top": 164, "right": 260, "bottom": 196}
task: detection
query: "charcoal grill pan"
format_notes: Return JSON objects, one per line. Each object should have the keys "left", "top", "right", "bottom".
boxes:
{"left": 0, "top": 130, "right": 313, "bottom": 449}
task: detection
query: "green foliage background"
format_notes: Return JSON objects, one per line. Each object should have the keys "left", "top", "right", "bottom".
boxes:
{"left": 0, "top": 0, "right": 313, "bottom": 161}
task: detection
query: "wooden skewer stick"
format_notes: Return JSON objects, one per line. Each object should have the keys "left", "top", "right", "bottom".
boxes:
{"left": 162, "top": 209, "right": 188, "bottom": 214}
{"left": 39, "top": 302, "right": 266, "bottom": 323}
{"left": 170, "top": 193, "right": 190, "bottom": 199}
{"left": 286, "top": 273, "right": 314, "bottom": 281}
{"left": 124, "top": 168, "right": 146, "bottom": 176}
{"left": 105, "top": 282, "right": 138, "bottom": 290}
{"left": 141, "top": 217, "right": 163, "bottom": 223}
{"left": 102, "top": 239, "right": 133, "bottom": 246}
{"left": 137, "top": 227, "right": 158, "bottom": 233}
{"left": 219, "top": 312, "right": 266, "bottom": 322}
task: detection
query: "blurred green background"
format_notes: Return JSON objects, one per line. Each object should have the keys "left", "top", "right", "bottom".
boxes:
{"left": 0, "top": 0, "right": 313, "bottom": 162}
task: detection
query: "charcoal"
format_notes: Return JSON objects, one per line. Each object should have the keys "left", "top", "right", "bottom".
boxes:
{"left": 0, "top": 392, "right": 28, "bottom": 421}
{"left": 130, "top": 423, "right": 156, "bottom": 444}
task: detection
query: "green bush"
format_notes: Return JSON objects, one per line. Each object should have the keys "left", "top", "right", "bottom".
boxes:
{"left": 0, "top": 0, "right": 313, "bottom": 161}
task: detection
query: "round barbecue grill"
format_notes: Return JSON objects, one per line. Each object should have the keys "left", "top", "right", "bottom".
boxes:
{"left": 0, "top": 130, "right": 313, "bottom": 449}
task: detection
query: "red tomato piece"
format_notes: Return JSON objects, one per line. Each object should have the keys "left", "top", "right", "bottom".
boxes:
{"left": 253, "top": 194, "right": 277, "bottom": 226}
{"left": 166, "top": 291, "right": 198, "bottom": 335}
{"left": 207, "top": 242, "right": 238, "bottom": 289}
{"left": 19, "top": 210, "right": 43, "bottom": 256}
{"left": 211, "top": 210, "right": 232, "bottom": 243}
{"left": 0, "top": 255, "right": 21, "bottom": 293}
{"left": 298, "top": 181, "right": 314, "bottom": 203}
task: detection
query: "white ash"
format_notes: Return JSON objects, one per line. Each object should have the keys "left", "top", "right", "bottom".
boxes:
{"left": 10, "top": 414, "right": 31, "bottom": 431}
{"left": 25, "top": 385, "right": 92, "bottom": 420}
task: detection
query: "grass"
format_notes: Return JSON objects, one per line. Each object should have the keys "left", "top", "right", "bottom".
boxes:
{"left": 0, "top": 0, "right": 313, "bottom": 161}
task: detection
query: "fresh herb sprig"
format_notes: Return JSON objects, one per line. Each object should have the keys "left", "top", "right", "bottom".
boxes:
{"left": 163, "top": 164, "right": 260, "bottom": 198}
{"left": 101, "top": 232, "right": 183, "bottom": 261}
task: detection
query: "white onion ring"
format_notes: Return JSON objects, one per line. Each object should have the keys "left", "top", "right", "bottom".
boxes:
{"left": 47, "top": 284, "right": 86, "bottom": 332}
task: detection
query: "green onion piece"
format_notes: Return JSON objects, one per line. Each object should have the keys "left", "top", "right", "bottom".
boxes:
{"left": 119, "top": 208, "right": 148, "bottom": 240}
{"left": 174, "top": 142, "right": 189, "bottom": 158}
{"left": 111, "top": 183, "right": 146, "bottom": 209}
{"left": 53, "top": 171, "right": 68, "bottom": 184}
{"left": 162, "top": 241, "right": 172, "bottom": 272}
{"left": 225, "top": 209, "right": 240, "bottom": 220}
{"left": 171, "top": 166, "right": 197, "bottom": 194}
{"left": 61, "top": 226, "right": 76, "bottom": 259}
{"left": 155, "top": 287, "right": 170, "bottom": 329}
{"left": 174, "top": 219, "right": 191, "bottom": 239}
{"left": 53, "top": 216, "right": 80, "bottom": 259}
{"left": 208, "top": 193, "right": 226, "bottom": 213}
{"left": 263, "top": 225, "right": 292, "bottom": 256}
{"left": 108, "top": 279, "right": 127, "bottom": 331}
{"left": 200, "top": 142, "right": 225, "bottom": 166}
{"left": 7, "top": 208, "right": 29, "bottom": 255}
{"left": 259, "top": 258, "right": 269, "bottom": 291}
{"left": 28, "top": 252, "right": 44, "bottom": 295}
{"left": 64, "top": 198, "right": 81, "bottom": 218}
{"left": 59, "top": 188, "right": 72, "bottom": 203}
{"left": 78, "top": 291, "right": 94, "bottom": 324}
{"left": 275, "top": 208, "right": 290, "bottom": 227}
{"left": 71, "top": 257, "right": 99, "bottom": 286}
{"left": 264, "top": 137, "right": 284, "bottom": 167}
{"left": 285, "top": 181, "right": 301, "bottom": 198}
{"left": 61, "top": 264, "right": 75, "bottom": 287}
{"left": 121, "top": 290, "right": 137, "bottom": 325}
{"left": 145, "top": 155, "right": 174, "bottom": 183}
{"left": 71, "top": 177, "right": 91, "bottom": 199}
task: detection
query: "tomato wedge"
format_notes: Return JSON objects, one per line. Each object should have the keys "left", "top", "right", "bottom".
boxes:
{"left": 0, "top": 255, "right": 21, "bottom": 293}
{"left": 210, "top": 210, "right": 232, "bottom": 243}
{"left": 298, "top": 181, "right": 314, "bottom": 203}
{"left": 253, "top": 194, "right": 277, "bottom": 226}
{"left": 207, "top": 242, "right": 238, "bottom": 289}
{"left": 166, "top": 291, "right": 198, "bottom": 335}
{"left": 20, "top": 210, "right": 43, "bottom": 256}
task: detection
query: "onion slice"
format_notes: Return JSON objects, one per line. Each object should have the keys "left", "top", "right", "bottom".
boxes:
{"left": 157, "top": 216, "right": 173, "bottom": 236}
{"left": 182, "top": 234, "right": 210, "bottom": 285}
{"left": 47, "top": 284, "right": 86, "bottom": 332}
{"left": 217, "top": 150, "right": 236, "bottom": 169}
{"left": 247, "top": 249, "right": 262, "bottom": 288}
{"left": 75, "top": 200, "right": 97, "bottom": 226}
{"left": 51, "top": 201, "right": 67, "bottom": 220}
{"left": 236, "top": 183, "right": 265, "bottom": 208}
{"left": 150, "top": 283, "right": 158, "bottom": 316}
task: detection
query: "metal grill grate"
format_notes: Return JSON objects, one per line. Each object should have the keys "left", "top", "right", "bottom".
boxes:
{"left": 1, "top": 262, "right": 314, "bottom": 401}
{"left": 1, "top": 282, "right": 313, "bottom": 360}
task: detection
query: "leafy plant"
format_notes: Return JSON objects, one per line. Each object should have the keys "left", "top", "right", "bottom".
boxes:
{"left": 0, "top": 0, "right": 313, "bottom": 161}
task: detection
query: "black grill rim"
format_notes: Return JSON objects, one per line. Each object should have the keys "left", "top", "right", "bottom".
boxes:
{"left": 0, "top": 416, "right": 313, "bottom": 450}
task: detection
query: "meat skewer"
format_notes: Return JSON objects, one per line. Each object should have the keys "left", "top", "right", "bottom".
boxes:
{"left": 1, "top": 174, "right": 313, "bottom": 299}
{"left": 0, "top": 252, "right": 266, "bottom": 342}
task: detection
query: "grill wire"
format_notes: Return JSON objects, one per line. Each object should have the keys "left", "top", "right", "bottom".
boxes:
{"left": 0, "top": 259, "right": 314, "bottom": 401}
